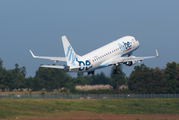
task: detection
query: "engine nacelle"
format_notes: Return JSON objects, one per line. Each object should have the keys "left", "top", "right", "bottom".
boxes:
{"left": 124, "top": 60, "right": 137, "bottom": 66}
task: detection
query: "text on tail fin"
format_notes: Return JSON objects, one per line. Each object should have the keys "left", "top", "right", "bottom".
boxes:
{"left": 66, "top": 45, "right": 76, "bottom": 66}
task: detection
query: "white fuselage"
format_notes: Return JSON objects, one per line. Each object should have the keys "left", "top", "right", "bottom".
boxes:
{"left": 30, "top": 35, "right": 158, "bottom": 73}
{"left": 69, "top": 36, "right": 140, "bottom": 72}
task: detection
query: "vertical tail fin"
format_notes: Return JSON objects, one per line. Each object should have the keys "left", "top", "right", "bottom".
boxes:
{"left": 62, "top": 36, "right": 77, "bottom": 66}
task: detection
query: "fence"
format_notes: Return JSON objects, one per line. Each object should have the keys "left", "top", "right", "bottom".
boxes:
{"left": 0, "top": 94, "right": 179, "bottom": 99}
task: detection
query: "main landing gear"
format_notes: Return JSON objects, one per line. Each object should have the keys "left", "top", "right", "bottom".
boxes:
{"left": 88, "top": 71, "right": 94, "bottom": 75}
{"left": 113, "top": 64, "right": 120, "bottom": 74}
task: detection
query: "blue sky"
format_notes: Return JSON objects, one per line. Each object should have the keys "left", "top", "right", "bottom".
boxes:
{"left": 0, "top": 0, "right": 179, "bottom": 78}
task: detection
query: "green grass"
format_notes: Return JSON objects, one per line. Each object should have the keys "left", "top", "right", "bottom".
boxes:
{"left": 0, "top": 98, "right": 179, "bottom": 119}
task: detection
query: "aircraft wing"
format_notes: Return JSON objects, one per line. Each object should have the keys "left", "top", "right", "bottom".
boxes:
{"left": 108, "top": 49, "right": 159, "bottom": 65}
{"left": 40, "top": 65, "right": 65, "bottom": 69}
{"left": 29, "top": 50, "right": 66, "bottom": 62}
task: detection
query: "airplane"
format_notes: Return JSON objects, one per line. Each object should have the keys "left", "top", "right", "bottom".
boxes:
{"left": 30, "top": 36, "right": 159, "bottom": 75}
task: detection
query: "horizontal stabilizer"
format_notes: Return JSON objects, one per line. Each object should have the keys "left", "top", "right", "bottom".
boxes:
{"left": 40, "top": 65, "right": 65, "bottom": 69}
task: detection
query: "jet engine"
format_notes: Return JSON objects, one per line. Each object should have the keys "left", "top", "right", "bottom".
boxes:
{"left": 124, "top": 60, "right": 137, "bottom": 66}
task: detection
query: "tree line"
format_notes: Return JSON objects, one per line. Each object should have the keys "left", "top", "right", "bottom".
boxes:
{"left": 0, "top": 58, "right": 179, "bottom": 94}
{"left": 128, "top": 62, "right": 179, "bottom": 94}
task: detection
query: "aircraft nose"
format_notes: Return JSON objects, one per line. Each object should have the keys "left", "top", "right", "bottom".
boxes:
{"left": 134, "top": 40, "right": 140, "bottom": 49}
{"left": 137, "top": 41, "right": 140, "bottom": 47}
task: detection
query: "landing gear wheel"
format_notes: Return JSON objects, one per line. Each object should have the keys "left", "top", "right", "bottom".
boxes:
{"left": 113, "top": 69, "right": 120, "bottom": 74}
{"left": 117, "top": 69, "right": 120, "bottom": 74}
{"left": 113, "top": 64, "right": 121, "bottom": 74}
{"left": 113, "top": 69, "right": 117, "bottom": 74}
{"left": 88, "top": 71, "right": 95, "bottom": 75}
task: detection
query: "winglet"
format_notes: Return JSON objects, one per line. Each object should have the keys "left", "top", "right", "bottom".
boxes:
{"left": 29, "top": 50, "right": 36, "bottom": 58}
{"left": 156, "top": 49, "right": 159, "bottom": 57}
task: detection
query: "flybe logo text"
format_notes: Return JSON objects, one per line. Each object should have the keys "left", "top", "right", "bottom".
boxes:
{"left": 78, "top": 60, "right": 92, "bottom": 71}
{"left": 118, "top": 41, "right": 132, "bottom": 52}
{"left": 66, "top": 45, "right": 76, "bottom": 66}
